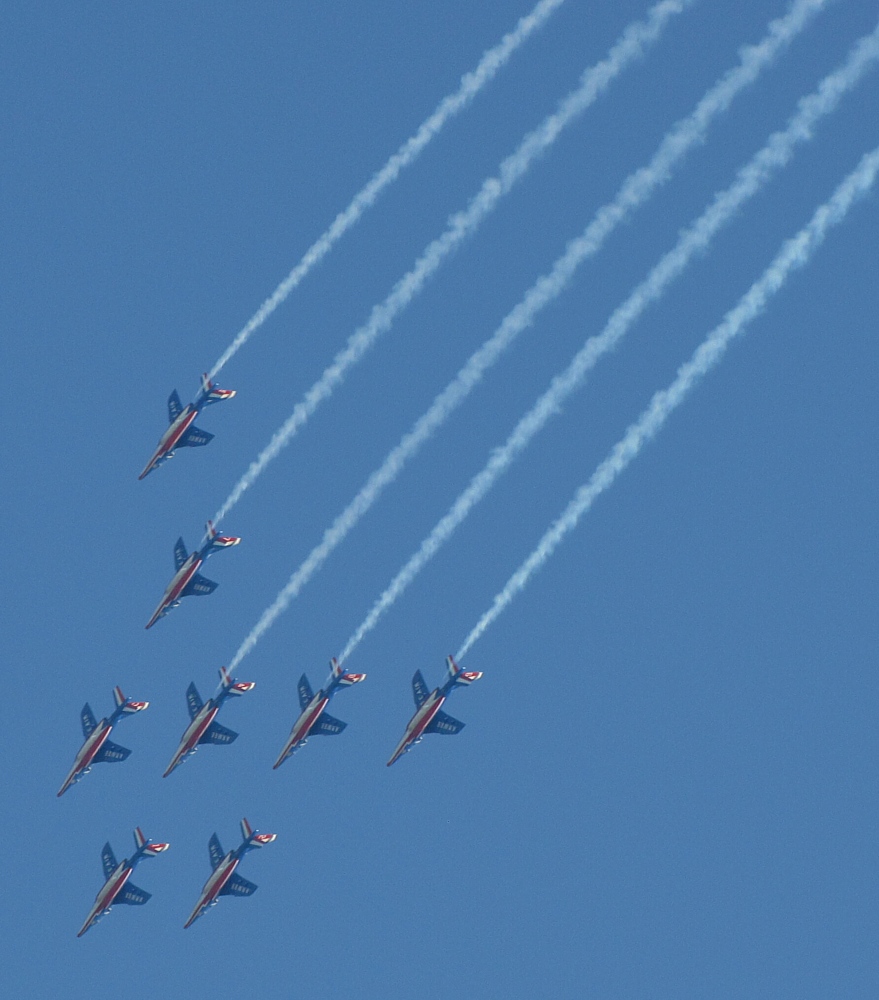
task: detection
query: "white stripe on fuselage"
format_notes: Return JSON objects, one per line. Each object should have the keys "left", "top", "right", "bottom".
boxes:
{"left": 158, "top": 408, "right": 197, "bottom": 453}
{"left": 141, "top": 409, "right": 197, "bottom": 477}
{"left": 166, "top": 704, "right": 218, "bottom": 774}
{"left": 78, "top": 864, "right": 131, "bottom": 935}
{"left": 147, "top": 555, "right": 202, "bottom": 626}
{"left": 292, "top": 695, "right": 328, "bottom": 743}
{"left": 389, "top": 692, "right": 444, "bottom": 764}
{"left": 274, "top": 695, "right": 328, "bottom": 766}
{"left": 187, "top": 855, "right": 238, "bottom": 925}
{"left": 59, "top": 724, "right": 111, "bottom": 795}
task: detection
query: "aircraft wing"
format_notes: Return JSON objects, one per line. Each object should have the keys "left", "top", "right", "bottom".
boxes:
{"left": 185, "top": 683, "right": 204, "bottom": 721}
{"left": 101, "top": 842, "right": 117, "bottom": 881}
{"left": 180, "top": 425, "right": 214, "bottom": 448}
{"left": 116, "top": 882, "right": 151, "bottom": 906}
{"left": 219, "top": 872, "right": 257, "bottom": 897}
{"left": 412, "top": 670, "right": 431, "bottom": 708}
{"left": 80, "top": 704, "right": 98, "bottom": 739}
{"left": 425, "top": 710, "right": 465, "bottom": 735}
{"left": 173, "top": 538, "right": 188, "bottom": 571}
{"left": 168, "top": 390, "right": 184, "bottom": 423}
{"left": 297, "top": 674, "right": 314, "bottom": 711}
{"left": 198, "top": 720, "right": 238, "bottom": 746}
{"left": 208, "top": 834, "right": 225, "bottom": 871}
{"left": 312, "top": 712, "right": 346, "bottom": 736}
{"left": 181, "top": 573, "right": 218, "bottom": 598}
{"left": 93, "top": 739, "right": 131, "bottom": 764}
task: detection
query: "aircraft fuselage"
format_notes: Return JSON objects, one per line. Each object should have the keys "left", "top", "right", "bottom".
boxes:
{"left": 58, "top": 721, "right": 112, "bottom": 796}
{"left": 146, "top": 554, "right": 202, "bottom": 629}
{"left": 77, "top": 863, "right": 132, "bottom": 937}
{"left": 387, "top": 691, "right": 445, "bottom": 766}
{"left": 185, "top": 854, "right": 239, "bottom": 928}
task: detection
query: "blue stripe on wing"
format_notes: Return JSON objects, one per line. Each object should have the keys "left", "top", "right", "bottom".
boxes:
{"left": 93, "top": 739, "right": 131, "bottom": 763}
{"left": 219, "top": 872, "right": 257, "bottom": 897}
{"left": 425, "top": 709, "right": 465, "bottom": 735}
{"left": 182, "top": 573, "right": 218, "bottom": 597}
{"left": 116, "top": 882, "right": 151, "bottom": 906}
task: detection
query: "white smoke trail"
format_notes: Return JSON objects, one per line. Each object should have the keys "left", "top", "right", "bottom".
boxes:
{"left": 213, "top": 0, "right": 693, "bottom": 525}
{"left": 226, "top": 0, "right": 839, "bottom": 669}
{"left": 457, "top": 146, "right": 879, "bottom": 658}
{"left": 336, "top": 14, "right": 870, "bottom": 665}
{"left": 208, "top": 0, "right": 568, "bottom": 378}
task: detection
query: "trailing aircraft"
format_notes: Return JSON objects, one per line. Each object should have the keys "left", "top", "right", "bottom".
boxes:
{"left": 77, "top": 827, "right": 169, "bottom": 937}
{"left": 387, "top": 655, "right": 483, "bottom": 766}
{"left": 273, "top": 657, "right": 366, "bottom": 769}
{"left": 164, "top": 666, "right": 255, "bottom": 777}
{"left": 184, "top": 818, "right": 276, "bottom": 929}
{"left": 139, "top": 373, "right": 235, "bottom": 480}
{"left": 146, "top": 520, "right": 240, "bottom": 629}
{"left": 58, "top": 687, "right": 149, "bottom": 797}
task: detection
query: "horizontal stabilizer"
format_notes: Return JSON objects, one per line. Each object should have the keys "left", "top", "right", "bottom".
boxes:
{"left": 168, "top": 390, "right": 183, "bottom": 423}
{"left": 173, "top": 538, "right": 188, "bottom": 571}
{"left": 117, "top": 882, "right": 151, "bottom": 906}
{"left": 180, "top": 425, "right": 214, "bottom": 448}
{"left": 208, "top": 833, "right": 225, "bottom": 871}
{"left": 297, "top": 674, "right": 314, "bottom": 710}
{"left": 101, "top": 843, "right": 117, "bottom": 880}
{"left": 93, "top": 739, "right": 131, "bottom": 763}
{"left": 412, "top": 670, "right": 431, "bottom": 708}
{"left": 425, "top": 710, "right": 465, "bottom": 735}
{"left": 312, "top": 712, "right": 346, "bottom": 736}
{"left": 185, "top": 683, "right": 204, "bottom": 721}
{"left": 338, "top": 671, "right": 366, "bottom": 687}
{"left": 182, "top": 573, "right": 218, "bottom": 598}
{"left": 81, "top": 704, "right": 98, "bottom": 739}
{"left": 198, "top": 720, "right": 238, "bottom": 745}
{"left": 219, "top": 872, "right": 258, "bottom": 897}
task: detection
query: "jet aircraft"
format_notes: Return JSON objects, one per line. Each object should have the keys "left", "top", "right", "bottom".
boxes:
{"left": 387, "top": 655, "right": 483, "bottom": 766}
{"left": 58, "top": 687, "right": 149, "bottom": 797}
{"left": 184, "top": 818, "right": 276, "bottom": 929}
{"left": 164, "top": 666, "right": 255, "bottom": 777}
{"left": 139, "top": 373, "right": 235, "bottom": 480}
{"left": 273, "top": 657, "right": 366, "bottom": 769}
{"left": 146, "top": 520, "right": 240, "bottom": 629}
{"left": 77, "top": 827, "right": 169, "bottom": 937}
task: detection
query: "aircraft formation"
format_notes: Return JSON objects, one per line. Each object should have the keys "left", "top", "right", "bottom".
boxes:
{"left": 64, "top": 376, "right": 483, "bottom": 935}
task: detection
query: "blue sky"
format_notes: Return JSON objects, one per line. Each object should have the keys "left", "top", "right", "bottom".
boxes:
{"left": 4, "top": 2, "right": 879, "bottom": 997}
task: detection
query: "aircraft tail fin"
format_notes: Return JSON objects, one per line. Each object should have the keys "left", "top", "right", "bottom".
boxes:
{"left": 134, "top": 827, "right": 170, "bottom": 857}
{"left": 115, "top": 687, "right": 149, "bottom": 714}
{"left": 204, "top": 519, "right": 241, "bottom": 552}
{"left": 447, "top": 655, "right": 483, "bottom": 686}
{"left": 331, "top": 657, "right": 366, "bottom": 687}
{"left": 201, "top": 373, "right": 236, "bottom": 404}
{"left": 240, "top": 817, "right": 277, "bottom": 848}
{"left": 219, "top": 666, "right": 255, "bottom": 697}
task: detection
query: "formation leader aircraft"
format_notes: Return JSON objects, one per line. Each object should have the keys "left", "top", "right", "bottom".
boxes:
{"left": 58, "top": 687, "right": 149, "bottom": 797}
{"left": 387, "top": 655, "right": 483, "bottom": 766}
{"left": 77, "top": 827, "right": 169, "bottom": 937}
{"left": 139, "top": 373, "right": 235, "bottom": 480}
{"left": 185, "top": 818, "right": 276, "bottom": 929}
{"left": 273, "top": 657, "right": 366, "bottom": 769}
{"left": 146, "top": 520, "right": 240, "bottom": 629}
{"left": 164, "top": 666, "right": 255, "bottom": 777}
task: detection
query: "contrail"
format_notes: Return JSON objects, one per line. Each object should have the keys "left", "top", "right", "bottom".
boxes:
{"left": 213, "top": 0, "right": 693, "bottom": 524}
{"left": 208, "top": 0, "right": 568, "bottom": 378}
{"left": 226, "top": 0, "right": 837, "bottom": 670}
{"left": 336, "top": 15, "right": 869, "bottom": 665}
{"left": 457, "top": 146, "right": 879, "bottom": 658}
